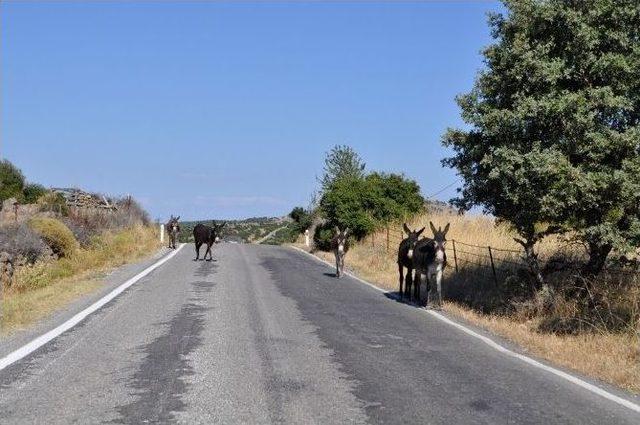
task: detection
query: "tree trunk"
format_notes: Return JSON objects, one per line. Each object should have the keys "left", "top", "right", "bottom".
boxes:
{"left": 514, "top": 237, "right": 545, "bottom": 290}
{"left": 584, "top": 242, "right": 612, "bottom": 276}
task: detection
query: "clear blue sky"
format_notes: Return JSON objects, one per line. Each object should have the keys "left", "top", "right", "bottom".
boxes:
{"left": 1, "top": 1, "right": 501, "bottom": 221}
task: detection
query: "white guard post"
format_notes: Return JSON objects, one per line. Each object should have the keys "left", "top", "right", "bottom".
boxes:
{"left": 160, "top": 224, "right": 165, "bottom": 244}
{"left": 305, "top": 229, "right": 310, "bottom": 247}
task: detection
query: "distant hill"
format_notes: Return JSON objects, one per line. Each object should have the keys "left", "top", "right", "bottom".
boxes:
{"left": 177, "top": 216, "right": 292, "bottom": 244}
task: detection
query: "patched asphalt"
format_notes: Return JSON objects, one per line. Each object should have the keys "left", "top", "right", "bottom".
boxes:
{"left": 0, "top": 243, "right": 639, "bottom": 424}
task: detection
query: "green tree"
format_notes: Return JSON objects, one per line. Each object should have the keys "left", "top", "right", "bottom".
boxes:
{"left": 443, "top": 0, "right": 640, "bottom": 280}
{"left": 289, "top": 206, "right": 312, "bottom": 233}
{"left": 364, "top": 172, "right": 424, "bottom": 224}
{"left": 319, "top": 145, "right": 366, "bottom": 193}
{"left": 0, "top": 160, "right": 26, "bottom": 203}
{"left": 319, "top": 176, "right": 375, "bottom": 239}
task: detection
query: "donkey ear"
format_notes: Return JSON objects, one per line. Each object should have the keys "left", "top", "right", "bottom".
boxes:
{"left": 429, "top": 221, "right": 437, "bottom": 235}
{"left": 343, "top": 228, "right": 350, "bottom": 237}
{"left": 334, "top": 226, "right": 340, "bottom": 234}
{"left": 176, "top": 216, "right": 180, "bottom": 221}
{"left": 403, "top": 223, "right": 411, "bottom": 235}
{"left": 417, "top": 227, "right": 425, "bottom": 236}
{"left": 443, "top": 223, "right": 450, "bottom": 236}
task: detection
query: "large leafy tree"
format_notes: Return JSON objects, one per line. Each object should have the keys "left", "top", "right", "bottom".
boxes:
{"left": 443, "top": 0, "right": 640, "bottom": 279}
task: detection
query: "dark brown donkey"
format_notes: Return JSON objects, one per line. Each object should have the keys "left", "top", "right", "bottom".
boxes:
{"left": 330, "top": 227, "right": 350, "bottom": 278}
{"left": 166, "top": 215, "right": 180, "bottom": 249}
{"left": 413, "top": 222, "right": 449, "bottom": 307}
{"left": 397, "top": 224, "right": 425, "bottom": 299}
{"left": 193, "top": 221, "right": 226, "bottom": 261}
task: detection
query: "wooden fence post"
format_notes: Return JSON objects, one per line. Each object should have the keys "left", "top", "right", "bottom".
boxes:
{"left": 488, "top": 246, "right": 498, "bottom": 286}
{"left": 452, "top": 239, "right": 459, "bottom": 273}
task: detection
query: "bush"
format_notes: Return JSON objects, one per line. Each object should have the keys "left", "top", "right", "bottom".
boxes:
{"left": 37, "top": 192, "right": 69, "bottom": 216}
{"left": 0, "top": 224, "right": 46, "bottom": 264}
{"left": 23, "top": 183, "right": 48, "bottom": 204}
{"left": 0, "top": 160, "right": 26, "bottom": 203}
{"left": 319, "top": 172, "right": 425, "bottom": 239}
{"left": 28, "top": 217, "right": 78, "bottom": 258}
{"left": 289, "top": 207, "right": 312, "bottom": 233}
{"left": 313, "top": 222, "right": 338, "bottom": 251}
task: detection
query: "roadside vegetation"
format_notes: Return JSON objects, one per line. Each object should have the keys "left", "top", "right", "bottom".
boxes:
{"left": 0, "top": 160, "right": 160, "bottom": 334}
{"left": 296, "top": 1, "right": 640, "bottom": 394}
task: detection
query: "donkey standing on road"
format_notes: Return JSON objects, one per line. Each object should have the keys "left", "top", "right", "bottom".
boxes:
{"left": 166, "top": 215, "right": 180, "bottom": 249}
{"left": 397, "top": 224, "right": 425, "bottom": 299}
{"left": 193, "top": 221, "right": 226, "bottom": 261}
{"left": 331, "top": 227, "right": 350, "bottom": 278}
{"left": 412, "top": 222, "right": 449, "bottom": 307}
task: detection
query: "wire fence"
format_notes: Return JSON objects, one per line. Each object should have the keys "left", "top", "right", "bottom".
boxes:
{"left": 370, "top": 225, "right": 640, "bottom": 287}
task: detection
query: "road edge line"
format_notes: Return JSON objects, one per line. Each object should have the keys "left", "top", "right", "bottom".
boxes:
{"left": 0, "top": 243, "right": 186, "bottom": 371}
{"left": 289, "top": 245, "right": 640, "bottom": 414}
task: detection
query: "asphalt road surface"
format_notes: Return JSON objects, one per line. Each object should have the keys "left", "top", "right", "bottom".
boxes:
{"left": 1, "top": 243, "right": 639, "bottom": 424}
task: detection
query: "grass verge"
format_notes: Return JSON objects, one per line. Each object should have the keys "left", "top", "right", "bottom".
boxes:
{"left": 1, "top": 225, "right": 161, "bottom": 334}
{"left": 294, "top": 211, "right": 640, "bottom": 394}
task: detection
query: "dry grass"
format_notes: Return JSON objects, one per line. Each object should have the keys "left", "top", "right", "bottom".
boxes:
{"left": 1, "top": 225, "right": 161, "bottom": 334}
{"left": 301, "top": 211, "right": 640, "bottom": 394}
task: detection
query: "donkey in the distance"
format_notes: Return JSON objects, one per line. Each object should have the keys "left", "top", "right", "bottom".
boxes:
{"left": 397, "top": 224, "right": 425, "bottom": 299}
{"left": 331, "top": 227, "right": 350, "bottom": 278}
{"left": 413, "top": 222, "right": 449, "bottom": 308}
{"left": 166, "top": 215, "right": 180, "bottom": 249}
{"left": 193, "top": 221, "right": 226, "bottom": 261}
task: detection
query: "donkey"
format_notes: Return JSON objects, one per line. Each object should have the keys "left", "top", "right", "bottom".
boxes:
{"left": 166, "top": 215, "right": 180, "bottom": 249}
{"left": 331, "top": 227, "right": 350, "bottom": 278}
{"left": 412, "top": 222, "right": 449, "bottom": 307}
{"left": 397, "top": 224, "right": 425, "bottom": 299}
{"left": 193, "top": 221, "right": 226, "bottom": 261}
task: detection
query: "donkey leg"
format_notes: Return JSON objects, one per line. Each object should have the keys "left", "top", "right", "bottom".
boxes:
{"left": 335, "top": 254, "right": 340, "bottom": 278}
{"left": 398, "top": 265, "right": 404, "bottom": 298}
{"left": 406, "top": 268, "right": 413, "bottom": 299}
{"left": 195, "top": 243, "right": 201, "bottom": 260}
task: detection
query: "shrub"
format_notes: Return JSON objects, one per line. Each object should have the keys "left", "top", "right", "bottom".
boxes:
{"left": 0, "top": 224, "right": 46, "bottom": 264}
{"left": 0, "top": 160, "right": 26, "bottom": 203}
{"left": 28, "top": 217, "right": 79, "bottom": 258}
{"left": 289, "top": 207, "right": 312, "bottom": 233}
{"left": 23, "top": 183, "right": 48, "bottom": 204}
{"left": 319, "top": 173, "right": 424, "bottom": 239}
{"left": 313, "top": 222, "right": 338, "bottom": 251}
{"left": 37, "top": 192, "right": 69, "bottom": 216}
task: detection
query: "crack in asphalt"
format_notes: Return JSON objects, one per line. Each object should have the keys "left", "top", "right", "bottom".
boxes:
{"left": 111, "top": 262, "right": 216, "bottom": 424}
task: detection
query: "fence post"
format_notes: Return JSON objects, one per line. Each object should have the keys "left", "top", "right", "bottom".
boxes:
{"left": 386, "top": 226, "right": 390, "bottom": 252}
{"left": 160, "top": 224, "right": 165, "bottom": 244}
{"left": 371, "top": 232, "right": 375, "bottom": 248}
{"left": 452, "top": 239, "right": 459, "bottom": 273}
{"left": 488, "top": 246, "right": 498, "bottom": 286}
{"left": 304, "top": 229, "right": 309, "bottom": 247}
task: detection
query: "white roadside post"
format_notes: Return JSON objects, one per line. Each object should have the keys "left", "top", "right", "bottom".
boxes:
{"left": 305, "top": 229, "right": 310, "bottom": 247}
{"left": 160, "top": 224, "right": 165, "bottom": 244}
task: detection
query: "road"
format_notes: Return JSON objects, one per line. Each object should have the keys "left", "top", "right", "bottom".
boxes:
{"left": 1, "top": 243, "right": 639, "bottom": 424}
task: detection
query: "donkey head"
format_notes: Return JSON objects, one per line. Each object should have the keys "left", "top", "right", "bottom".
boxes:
{"left": 334, "top": 226, "right": 350, "bottom": 254}
{"left": 213, "top": 221, "right": 226, "bottom": 242}
{"left": 168, "top": 215, "right": 180, "bottom": 232}
{"left": 429, "top": 221, "right": 450, "bottom": 263}
{"left": 403, "top": 224, "right": 425, "bottom": 260}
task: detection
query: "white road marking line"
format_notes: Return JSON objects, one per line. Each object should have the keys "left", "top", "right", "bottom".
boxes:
{"left": 0, "top": 244, "right": 185, "bottom": 372}
{"left": 289, "top": 245, "right": 640, "bottom": 415}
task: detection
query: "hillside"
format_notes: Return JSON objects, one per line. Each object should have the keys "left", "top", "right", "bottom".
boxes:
{"left": 178, "top": 216, "right": 293, "bottom": 244}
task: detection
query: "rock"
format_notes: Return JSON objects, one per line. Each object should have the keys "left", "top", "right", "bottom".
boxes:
{"left": 0, "top": 251, "right": 14, "bottom": 288}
